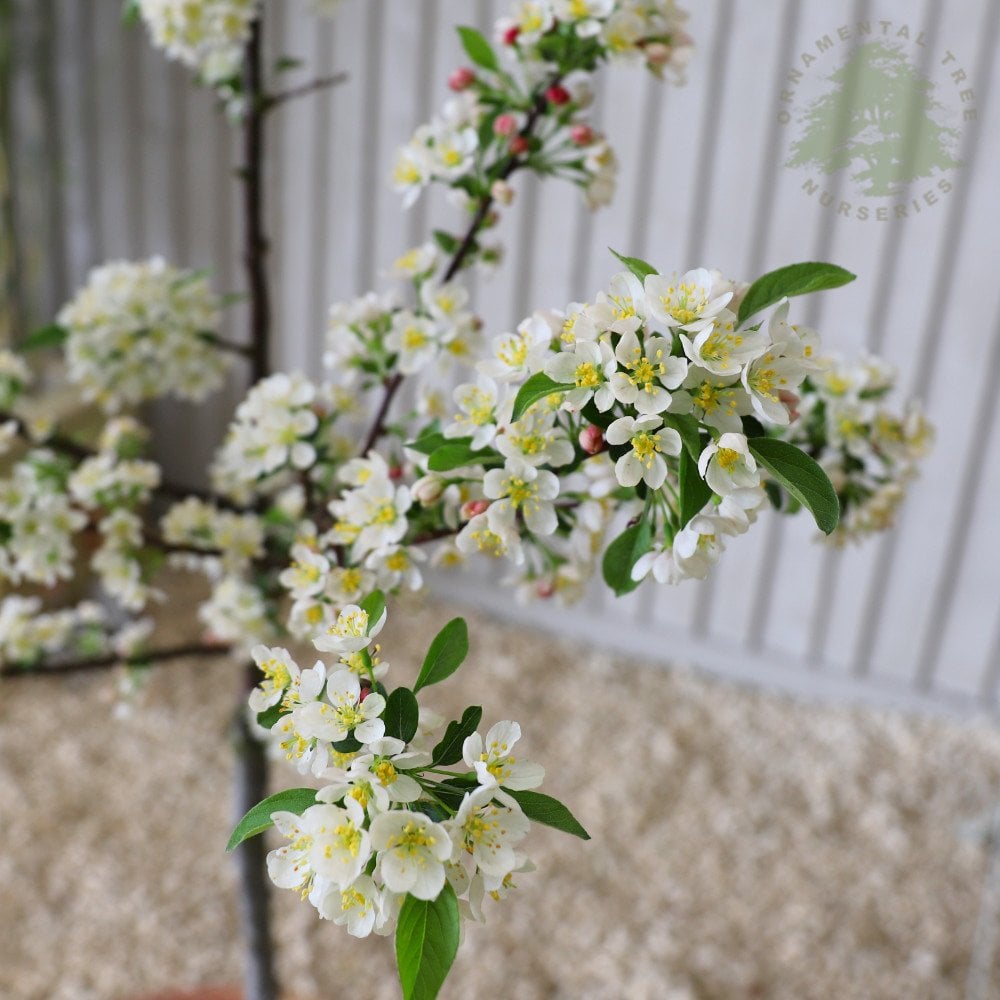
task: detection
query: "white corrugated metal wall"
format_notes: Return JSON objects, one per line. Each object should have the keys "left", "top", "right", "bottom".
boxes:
{"left": 6, "top": 0, "right": 1000, "bottom": 714}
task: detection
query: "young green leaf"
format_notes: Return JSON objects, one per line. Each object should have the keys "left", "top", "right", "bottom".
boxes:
{"left": 678, "top": 447, "right": 713, "bottom": 529}
{"left": 19, "top": 324, "right": 68, "bottom": 353}
{"left": 748, "top": 437, "right": 840, "bottom": 534}
{"left": 503, "top": 789, "right": 591, "bottom": 840}
{"left": 737, "top": 262, "right": 855, "bottom": 326}
{"left": 456, "top": 25, "right": 498, "bottom": 71}
{"left": 431, "top": 705, "right": 482, "bottom": 766}
{"left": 414, "top": 618, "right": 469, "bottom": 693}
{"left": 511, "top": 372, "right": 569, "bottom": 423}
{"left": 384, "top": 686, "right": 420, "bottom": 744}
{"left": 426, "top": 441, "right": 496, "bottom": 472}
{"left": 395, "top": 883, "right": 461, "bottom": 1000}
{"left": 609, "top": 248, "right": 658, "bottom": 281}
{"left": 256, "top": 703, "right": 287, "bottom": 731}
{"left": 601, "top": 519, "right": 653, "bottom": 597}
{"left": 359, "top": 590, "right": 386, "bottom": 631}
{"left": 432, "top": 229, "right": 459, "bottom": 255}
{"left": 407, "top": 431, "right": 450, "bottom": 455}
{"left": 226, "top": 787, "right": 318, "bottom": 851}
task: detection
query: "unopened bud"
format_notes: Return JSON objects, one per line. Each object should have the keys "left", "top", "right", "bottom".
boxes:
{"left": 491, "top": 179, "right": 515, "bottom": 205}
{"left": 412, "top": 473, "right": 445, "bottom": 506}
{"left": 536, "top": 578, "right": 556, "bottom": 599}
{"left": 778, "top": 389, "right": 801, "bottom": 423}
{"left": 448, "top": 66, "right": 476, "bottom": 91}
{"left": 643, "top": 41, "right": 672, "bottom": 67}
{"left": 508, "top": 135, "right": 529, "bottom": 156}
{"left": 502, "top": 25, "right": 520, "bottom": 45}
{"left": 545, "top": 84, "right": 571, "bottom": 106}
{"left": 388, "top": 464, "right": 404, "bottom": 481}
{"left": 579, "top": 424, "right": 605, "bottom": 455}
{"left": 493, "top": 113, "right": 518, "bottom": 137}
{"left": 570, "top": 123, "right": 595, "bottom": 146}
{"left": 461, "top": 498, "right": 490, "bottom": 520}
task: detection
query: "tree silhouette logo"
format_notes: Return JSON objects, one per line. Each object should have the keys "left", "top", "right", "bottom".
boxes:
{"left": 781, "top": 28, "right": 973, "bottom": 218}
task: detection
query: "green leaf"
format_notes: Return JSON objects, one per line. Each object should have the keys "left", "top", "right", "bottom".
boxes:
{"left": 274, "top": 56, "right": 303, "bottom": 72}
{"left": 359, "top": 589, "right": 386, "bottom": 632}
{"left": 226, "top": 787, "right": 318, "bottom": 852}
{"left": 427, "top": 441, "right": 496, "bottom": 472}
{"left": 121, "top": 0, "right": 141, "bottom": 24}
{"left": 432, "top": 229, "right": 459, "bottom": 255}
{"left": 737, "top": 262, "right": 855, "bottom": 326}
{"left": 456, "top": 25, "right": 498, "bottom": 71}
{"left": 431, "top": 705, "right": 482, "bottom": 766}
{"left": 504, "top": 789, "right": 590, "bottom": 840}
{"left": 678, "top": 448, "right": 713, "bottom": 529}
{"left": 414, "top": 618, "right": 469, "bottom": 693}
{"left": 384, "top": 687, "right": 420, "bottom": 744}
{"left": 601, "top": 519, "right": 652, "bottom": 597}
{"left": 408, "top": 431, "right": 449, "bottom": 456}
{"left": 395, "top": 883, "right": 461, "bottom": 1000}
{"left": 609, "top": 248, "right": 658, "bottom": 282}
{"left": 662, "top": 412, "right": 702, "bottom": 462}
{"left": 511, "top": 372, "right": 569, "bottom": 423}
{"left": 256, "top": 704, "right": 286, "bottom": 731}
{"left": 748, "top": 437, "right": 840, "bottom": 535}
{"left": 19, "top": 324, "right": 67, "bottom": 352}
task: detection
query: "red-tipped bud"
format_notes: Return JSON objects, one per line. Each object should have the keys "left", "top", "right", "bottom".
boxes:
{"left": 388, "top": 464, "right": 404, "bottom": 481}
{"left": 570, "top": 123, "right": 595, "bottom": 146}
{"left": 493, "top": 113, "right": 518, "bottom": 137}
{"left": 359, "top": 684, "right": 372, "bottom": 702}
{"left": 502, "top": 25, "right": 520, "bottom": 45}
{"left": 461, "top": 498, "right": 490, "bottom": 520}
{"left": 536, "top": 578, "right": 556, "bottom": 599}
{"left": 545, "top": 84, "right": 571, "bottom": 106}
{"left": 508, "top": 135, "right": 529, "bottom": 156}
{"left": 579, "top": 424, "right": 605, "bottom": 455}
{"left": 448, "top": 66, "right": 476, "bottom": 91}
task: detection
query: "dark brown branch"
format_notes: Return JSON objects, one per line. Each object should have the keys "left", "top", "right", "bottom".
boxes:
{"left": 266, "top": 72, "right": 348, "bottom": 109}
{"left": 1, "top": 641, "right": 231, "bottom": 678}
{"left": 243, "top": 21, "right": 271, "bottom": 386}
{"left": 208, "top": 336, "right": 255, "bottom": 358}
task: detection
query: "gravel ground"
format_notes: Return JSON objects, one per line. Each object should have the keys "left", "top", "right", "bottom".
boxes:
{"left": 3, "top": 588, "right": 1000, "bottom": 1000}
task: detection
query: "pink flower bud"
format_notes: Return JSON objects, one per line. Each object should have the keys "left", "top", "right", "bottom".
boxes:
{"left": 388, "top": 464, "right": 404, "bottom": 481}
{"left": 643, "top": 41, "right": 672, "bottom": 67}
{"left": 579, "top": 424, "right": 605, "bottom": 455}
{"left": 359, "top": 684, "right": 372, "bottom": 702}
{"left": 461, "top": 499, "right": 490, "bottom": 520}
{"left": 490, "top": 180, "right": 515, "bottom": 205}
{"left": 570, "top": 123, "right": 595, "bottom": 146}
{"left": 536, "top": 578, "right": 556, "bottom": 599}
{"left": 545, "top": 84, "right": 571, "bottom": 106}
{"left": 778, "top": 390, "right": 801, "bottom": 423}
{"left": 493, "top": 113, "right": 518, "bottom": 137}
{"left": 448, "top": 66, "right": 476, "bottom": 91}
{"left": 508, "top": 135, "right": 529, "bottom": 156}
{"left": 502, "top": 25, "right": 520, "bottom": 45}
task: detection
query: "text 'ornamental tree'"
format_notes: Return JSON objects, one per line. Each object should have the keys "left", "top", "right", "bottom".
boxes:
{"left": 0, "top": 2, "right": 932, "bottom": 999}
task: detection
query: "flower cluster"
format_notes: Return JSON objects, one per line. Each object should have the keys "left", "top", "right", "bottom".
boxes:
{"left": 392, "top": 1, "right": 691, "bottom": 220}
{"left": 56, "top": 257, "right": 229, "bottom": 411}
{"left": 784, "top": 355, "right": 934, "bottom": 545}
{"left": 246, "top": 599, "right": 560, "bottom": 939}
{"left": 136, "top": 0, "right": 345, "bottom": 90}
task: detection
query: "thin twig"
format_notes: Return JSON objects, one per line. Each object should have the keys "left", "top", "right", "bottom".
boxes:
{"left": 1, "top": 641, "right": 232, "bottom": 679}
{"left": 266, "top": 72, "right": 348, "bottom": 109}
{"left": 358, "top": 73, "right": 562, "bottom": 455}
{"left": 208, "top": 336, "right": 255, "bottom": 358}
